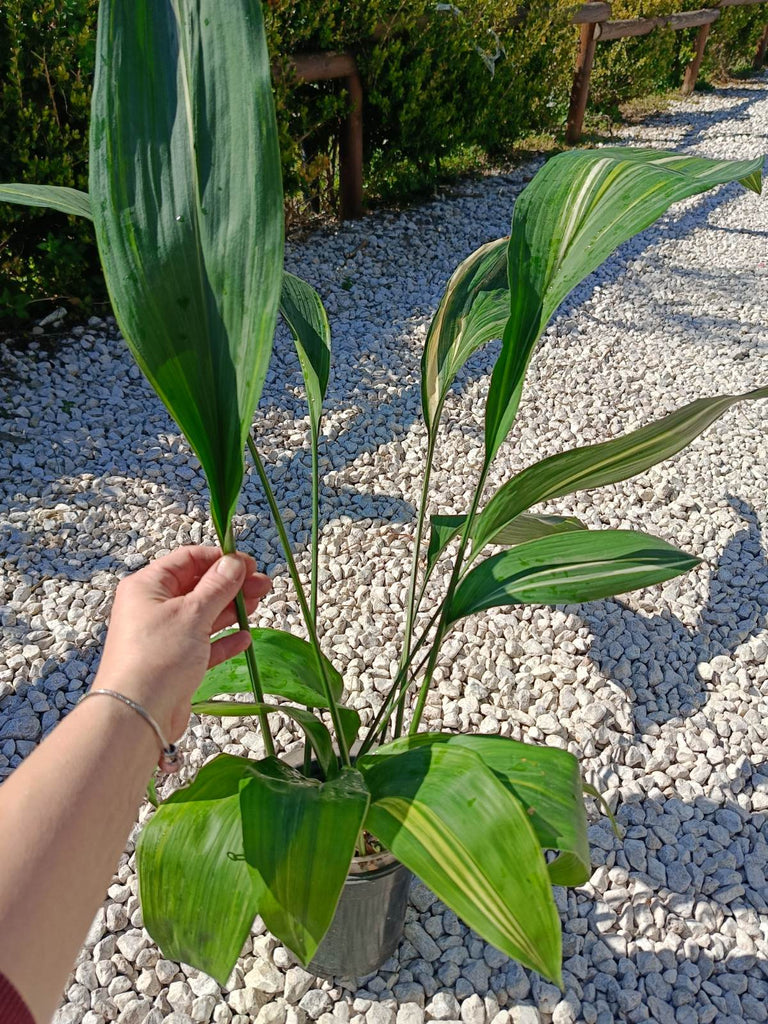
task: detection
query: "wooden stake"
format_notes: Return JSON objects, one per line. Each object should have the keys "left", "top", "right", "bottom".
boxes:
{"left": 682, "top": 22, "right": 712, "bottom": 94}
{"left": 566, "top": 21, "right": 599, "bottom": 144}
{"left": 754, "top": 23, "right": 768, "bottom": 68}
{"left": 340, "top": 65, "right": 364, "bottom": 220}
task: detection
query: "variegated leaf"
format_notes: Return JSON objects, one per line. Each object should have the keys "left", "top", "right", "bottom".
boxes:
{"left": 484, "top": 149, "right": 764, "bottom": 462}
{"left": 421, "top": 237, "right": 509, "bottom": 435}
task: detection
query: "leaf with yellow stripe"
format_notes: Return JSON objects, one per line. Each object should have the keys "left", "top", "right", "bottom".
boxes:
{"left": 484, "top": 148, "right": 764, "bottom": 463}
{"left": 359, "top": 743, "right": 562, "bottom": 983}
{"left": 473, "top": 386, "right": 768, "bottom": 557}
{"left": 366, "top": 733, "right": 590, "bottom": 886}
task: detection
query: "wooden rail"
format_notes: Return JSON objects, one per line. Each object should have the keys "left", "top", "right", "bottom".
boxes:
{"left": 277, "top": 52, "right": 364, "bottom": 220}
{"left": 567, "top": 0, "right": 768, "bottom": 142}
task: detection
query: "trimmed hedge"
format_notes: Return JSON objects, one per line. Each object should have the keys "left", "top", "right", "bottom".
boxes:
{"left": 1, "top": 0, "right": 766, "bottom": 321}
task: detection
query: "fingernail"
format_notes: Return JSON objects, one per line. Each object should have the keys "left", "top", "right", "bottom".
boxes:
{"left": 217, "top": 555, "right": 243, "bottom": 581}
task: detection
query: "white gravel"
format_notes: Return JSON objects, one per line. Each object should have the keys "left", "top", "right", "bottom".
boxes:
{"left": 2, "top": 76, "right": 768, "bottom": 1024}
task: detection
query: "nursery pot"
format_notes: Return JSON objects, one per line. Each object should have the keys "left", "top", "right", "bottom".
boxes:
{"left": 283, "top": 747, "right": 412, "bottom": 978}
{"left": 308, "top": 847, "right": 413, "bottom": 979}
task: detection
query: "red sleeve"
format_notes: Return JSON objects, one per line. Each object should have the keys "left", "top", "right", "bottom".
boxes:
{"left": 0, "top": 972, "right": 34, "bottom": 1024}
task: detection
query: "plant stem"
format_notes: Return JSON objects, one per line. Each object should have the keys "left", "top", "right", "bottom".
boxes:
{"left": 408, "top": 460, "right": 491, "bottom": 735}
{"left": 222, "top": 527, "right": 275, "bottom": 757}
{"left": 357, "top": 605, "right": 442, "bottom": 756}
{"left": 393, "top": 431, "right": 437, "bottom": 739}
{"left": 247, "top": 435, "right": 351, "bottom": 767}
{"left": 305, "top": 426, "right": 321, "bottom": 775}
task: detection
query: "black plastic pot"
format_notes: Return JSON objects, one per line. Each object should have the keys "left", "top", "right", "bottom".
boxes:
{"left": 308, "top": 847, "right": 413, "bottom": 979}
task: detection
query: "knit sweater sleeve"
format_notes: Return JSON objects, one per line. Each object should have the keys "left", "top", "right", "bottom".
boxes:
{"left": 0, "top": 972, "right": 34, "bottom": 1024}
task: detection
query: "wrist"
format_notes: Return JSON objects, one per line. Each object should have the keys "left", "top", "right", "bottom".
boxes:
{"left": 74, "top": 692, "right": 161, "bottom": 767}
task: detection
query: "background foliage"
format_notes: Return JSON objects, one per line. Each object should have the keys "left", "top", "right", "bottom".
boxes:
{"left": 1, "top": 0, "right": 766, "bottom": 322}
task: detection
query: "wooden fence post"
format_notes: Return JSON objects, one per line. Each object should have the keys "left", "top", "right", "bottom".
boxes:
{"left": 340, "top": 65, "right": 364, "bottom": 220}
{"left": 754, "top": 23, "right": 768, "bottom": 67}
{"left": 566, "top": 22, "right": 598, "bottom": 144}
{"left": 682, "top": 22, "right": 712, "bottom": 93}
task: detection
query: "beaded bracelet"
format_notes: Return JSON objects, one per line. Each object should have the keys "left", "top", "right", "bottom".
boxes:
{"left": 79, "top": 688, "right": 180, "bottom": 773}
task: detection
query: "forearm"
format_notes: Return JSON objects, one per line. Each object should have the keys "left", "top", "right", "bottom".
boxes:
{"left": 0, "top": 691, "right": 159, "bottom": 1023}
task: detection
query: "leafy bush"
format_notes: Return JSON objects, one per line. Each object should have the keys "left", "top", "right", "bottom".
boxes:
{"left": 1, "top": 0, "right": 766, "bottom": 322}
{"left": 0, "top": 0, "right": 102, "bottom": 320}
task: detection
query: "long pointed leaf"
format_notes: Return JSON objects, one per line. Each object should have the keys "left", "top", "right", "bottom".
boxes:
{"left": 485, "top": 149, "right": 764, "bottom": 462}
{"left": 421, "top": 237, "right": 509, "bottom": 435}
{"left": 359, "top": 743, "right": 562, "bottom": 983}
{"left": 240, "top": 759, "right": 369, "bottom": 964}
{"left": 448, "top": 529, "right": 700, "bottom": 623}
{"left": 279, "top": 272, "right": 331, "bottom": 435}
{"left": 136, "top": 754, "right": 261, "bottom": 984}
{"left": 474, "top": 386, "right": 768, "bottom": 556}
{"left": 367, "top": 733, "right": 589, "bottom": 886}
{"left": 89, "top": 0, "right": 284, "bottom": 540}
{"left": 0, "top": 184, "right": 93, "bottom": 220}
{"left": 193, "top": 628, "right": 343, "bottom": 707}
{"left": 427, "top": 511, "right": 587, "bottom": 574}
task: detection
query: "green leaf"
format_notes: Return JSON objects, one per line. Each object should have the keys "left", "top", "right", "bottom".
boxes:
{"left": 427, "top": 514, "right": 467, "bottom": 574}
{"left": 0, "top": 183, "right": 93, "bottom": 220}
{"left": 421, "top": 237, "right": 509, "bottom": 435}
{"left": 427, "top": 511, "right": 587, "bottom": 574}
{"left": 193, "top": 628, "right": 343, "bottom": 707}
{"left": 89, "top": 0, "right": 284, "bottom": 541}
{"left": 240, "top": 759, "right": 369, "bottom": 964}
{"left": 359, "top": 743, "right": 562, "bottom": 982}
{"left": 474, "top": 386, "right": 768, "bottom": 557}
{"left": 485, "top": 149, "right": 764, "bottom": 462}
{"left": 448, "top": 529, "right": 700, "bottom": 623}
{"left": 279, "top": 272, "right": 331, "bottom": 435}
{"left": 368, "top": 733, "right": 589, "bottom": 886}
{"left": 136, "top": 754, "right": 260, "bottom": 984}
{"left": 191, "top": 701, "right": 338, "bottom": 779}
{"left": 338, "top": 706, "right": 362, "bottom": 753}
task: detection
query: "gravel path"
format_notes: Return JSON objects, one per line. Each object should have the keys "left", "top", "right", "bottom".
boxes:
{"left": 2, "top": 77, "right": 768, "bottom": 1024}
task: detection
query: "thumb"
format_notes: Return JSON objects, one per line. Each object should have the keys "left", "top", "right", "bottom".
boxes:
{"left": 188, "top": 553, "right": 247, "bottom": 628}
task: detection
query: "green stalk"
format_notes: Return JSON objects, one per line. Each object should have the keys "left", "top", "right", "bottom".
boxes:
{"left": 357, "top": 605, "right": 442, "bottom": 757}
{"left": 247, "top": 435, "right": 351, "bottom": 767}
{"left": 222, "top": 526, "right": 275, "bottom": 757}
{"left": 392, "top": 430, "right": 437, "bottom": 739}
{"left": 305, "top": 425, "right": 321, "bottom": 774}
{"left": 408, "top": 459, "right": 491, "bottom": 735}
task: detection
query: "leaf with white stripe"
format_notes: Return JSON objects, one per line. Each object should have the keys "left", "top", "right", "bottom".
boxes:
{"left": 360, "top": 743, "right": 562, "bottom": 983}
{"left": 474, "top": 386, "right": 768, "bottom": 557}
{"left": 421, "top": 237, "right": 509, "bottom": 435}
{"left": 0, "top": 183, "right": 93, "bottom": 220}
{"left": 448, "top": 529, "right": 700, "bottom": 623}
{"left": 484, "top": 148, "right": 764, "bottom": 462}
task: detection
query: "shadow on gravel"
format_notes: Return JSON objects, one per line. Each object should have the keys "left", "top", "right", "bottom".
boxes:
{"left": 580, "top": 497, "right": 767, "bottom": 736}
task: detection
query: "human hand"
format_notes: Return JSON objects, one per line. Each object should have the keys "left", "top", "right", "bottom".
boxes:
{"left": 94, "top": 546, "right": 271, "bottom": 742}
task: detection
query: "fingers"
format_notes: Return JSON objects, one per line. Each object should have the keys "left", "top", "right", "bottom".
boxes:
{"left": 209, "top": 628, "right": 252, "bottom": 669}
{"left": 210, "top": 572, "right": 271, "bottom": 634}
{"left": 187, "top": 553, "right": 255, "bottom": 629}
{"left": 140, "top": 546, "right": 259, "bottom": 599}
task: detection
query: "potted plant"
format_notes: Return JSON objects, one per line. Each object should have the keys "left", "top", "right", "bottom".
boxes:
{"left": 2, "top": 0, "right": 766, "bottom": 988}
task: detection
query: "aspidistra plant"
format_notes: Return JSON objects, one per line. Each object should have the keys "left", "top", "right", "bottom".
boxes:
{"left": 3, "top": 0, "right": 766, "bottom": 990}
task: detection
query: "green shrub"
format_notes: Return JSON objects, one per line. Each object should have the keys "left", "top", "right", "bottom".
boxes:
{"left": 1, "top": 0, "right": 766, "bottom": 323}
{"left": 0, "top": 0, "right": 102, "bottom": 321}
